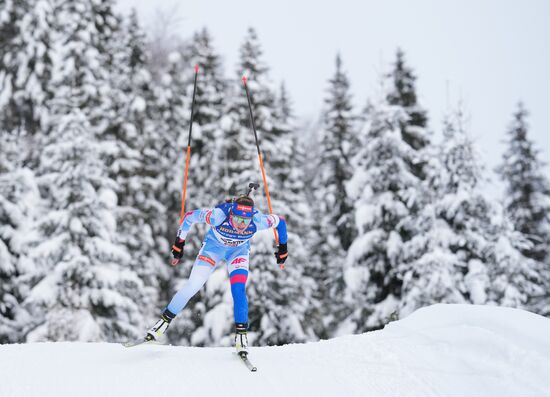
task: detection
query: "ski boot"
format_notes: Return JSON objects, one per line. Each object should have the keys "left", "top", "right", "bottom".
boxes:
{"left": 235, "top": 323, "right": 249, "bottom": 356}
{"left": 145, "top": 309, "right": 175, "bottom": 342}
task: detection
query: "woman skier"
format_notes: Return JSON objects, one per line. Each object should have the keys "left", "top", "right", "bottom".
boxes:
{"left": 142, "top": 192, "right": 288, "bottom": 356}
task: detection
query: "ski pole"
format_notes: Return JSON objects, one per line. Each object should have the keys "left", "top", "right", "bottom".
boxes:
{"left": 241, "top": 76, "right": 283, "bottom": 269}
{"left": 179, "top": 64, "right": 199, "bottom": 225}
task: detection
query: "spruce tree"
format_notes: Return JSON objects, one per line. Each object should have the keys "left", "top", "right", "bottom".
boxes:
{"left": 496, "top": 103, "right": 550, "bottom": 314}
{"left": 345, "top": 52, "right": 430, "bottom": 330}
{"left": 220, "top": 27, "right": 272, "bottom": 197}
{"left": 246, "top": 82, "right": 311, "bottom": 345}
{"left": 100, "top": 8, "right": 169, "bottom": 325}
{"left": 0, "top": 0, "right": 53, "bottom": 342}
{"left": 26, "top": 107, "right": 145, "bottom": 341}
{"left": 271, "top": 83, "right": 315, "bottom": 342}
{"left": 497, "top": 103, "right": 550, "bottom": 262}
{"left": 23, "top": 0, "right": 145, "bottom": 342}
{"left": 0, "top": 0, "right": 54, "bottom": 160}
{"left": 0, "top": 132, "right": 39, "bottom": 342}
{"left": 313, "top": 54, "right": 356, "bottom": 336}
{"left": 317, "top": 54, "right": 357, "bottom": 252}
{"left": 188, "top": 27, "right": 226, "bottom": 205}
{"left": 148, "top": 44, "right": 196, "bottom": 337}
{"left": 358, "top": 50, "right": 432, "bottom": 325}
{"left": 387, "top": 48, "right": 429, "bottom": 154}
{"left": 486, "top": 213, "right": 543, "bottom": 311}
{"left": 398, "top": 106, "right": 492, "bottom": 316}
{"left": 154, "top": 48, "right": 192, "bottom": 245}
{"left": 345, "top": 93, "right": 407, "bottom": 332}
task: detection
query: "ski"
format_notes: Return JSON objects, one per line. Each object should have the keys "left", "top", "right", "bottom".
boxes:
{"left": 238, "top": 352, "right": 257, "bottom": 372}
{"left": 122, "top": 339, "right": 159, "bottom": 348}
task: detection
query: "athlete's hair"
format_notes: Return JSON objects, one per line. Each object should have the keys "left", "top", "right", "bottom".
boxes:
{"left": 235, "top": 195, "right": 254, "bottom": 207}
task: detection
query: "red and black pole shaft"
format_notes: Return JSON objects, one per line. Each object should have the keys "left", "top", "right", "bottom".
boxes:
{"left": 179, "top": 64, "right": 199, "bottom": 225}
{"left": 242, "top": 76, "right": 282, "bottom": 266}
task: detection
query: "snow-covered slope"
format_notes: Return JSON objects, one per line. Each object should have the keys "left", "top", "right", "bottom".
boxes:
{"left": 1, "top": 304, "right": 549, "bottom": 397}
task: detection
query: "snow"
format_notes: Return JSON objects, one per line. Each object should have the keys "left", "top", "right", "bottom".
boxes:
{"left": 130, "top": 96, "right": 146, "bottom": 113}
{"left": 167, "top": 51, "right": 181, "bottom": 64}
{"left": 465, "top": 259, "right": 489, "bottom": 304}
{"left": 1, "top": 304, "right": 549, "bottom": 397}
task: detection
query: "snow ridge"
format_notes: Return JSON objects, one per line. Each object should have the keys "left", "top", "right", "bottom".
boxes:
{"left": 1, "top": 304, "right": 549, "bottom": 397}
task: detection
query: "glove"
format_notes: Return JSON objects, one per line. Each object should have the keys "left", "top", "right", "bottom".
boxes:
{"left": 171, "top": 237, "right": 185, "bottom": 266}
{"left": 274, "top": 243, "right": 288, "bottom": 268}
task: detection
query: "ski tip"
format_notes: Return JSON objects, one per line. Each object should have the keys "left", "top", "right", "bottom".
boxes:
{"left": 122, "top": 341, "right": 143, "bottom": 348}
{"left": 195, "top": 64, "right": 199, "bottom": 73}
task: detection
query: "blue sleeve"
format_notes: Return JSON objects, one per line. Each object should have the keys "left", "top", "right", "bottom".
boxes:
{"left": 253, "top": 212, "right": 288, "bottom": 245}
{"left": 177, "top": 208, "right": 225, "bottom": 240}
{"left": 276, "top": 216, "right": 288, "bottom": 245}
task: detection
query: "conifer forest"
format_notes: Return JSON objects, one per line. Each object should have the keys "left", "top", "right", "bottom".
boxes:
{"left": 1, "top": 0, "right": 549, "bottom": 346}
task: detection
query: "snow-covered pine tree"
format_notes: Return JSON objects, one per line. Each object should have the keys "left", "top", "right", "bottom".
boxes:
{"left": 345, "top": 92, "right": 409, "bottom": 333}
{"left": 345, "top": 50, "right": 432, "bottom": 330}
{"left": 0, "top": 132, "right": 22, "bottom": 343}
{"left": 147, "top": 42, "right": 197, "bottom": 332}
{"left": 297, "top": 114, "right": 325, "bottom": 338}
{"left": 153, "top": 47, "right": 192, "bottom": 247}
{"left": 486, "top": 211, "right": 544, "bottom": 312}
{"left": 497, "top": 103, "right": 550, "bottom": 263}
{"left": 23, "top": 0, "right": 145, "bottom": 342}
{"left": 398, "top": 105, "right": 492, "bottom": 316}
{"left": 97, "top": 8, "right": 169, "bottom": 325}
{"left": 275, "top": 82, "right": 311, "bottom": 238}
{"left": 0, "top": 0, "right": 54, "bottom": 162}
{"left": 496, "top": 103, "right": 550, "bottom": 315}
{"left": 313, "top": 54, "right": 357, "bottom": 337}
{"left": 316, "top": 54, "right": 357, "bottom": 252}
{"left": 0, "top": 0, "right": 24, "bottom": 338}
{"left": 242, "top": 81, "right": 311, "bottom": 345}
{"left": 264, "top": 82, "right": 316, "bottom": 342}
{"left": 220, "top": 27, "right": 270, "bottom": 197}
{"left": 188, "top": 27, "right": 226, "bottom": 206}
{"left": 387, "top": 48, "right": 429, "bottom": 155}
{"left": 0, "top": 132, "right": 39, "bottom": 343}
{"left": 0, "top": 0, "right": 53, "bottom": 343}
{"left": 385, "top": 48, "right": 432, "bottom": 218}
{"left": 90, "top": 0, "right": 119, "bottom": 57}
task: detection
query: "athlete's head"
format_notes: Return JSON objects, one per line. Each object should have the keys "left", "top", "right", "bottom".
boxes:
{"left": 230, "top": 195, "right": 254, "bottom": 232}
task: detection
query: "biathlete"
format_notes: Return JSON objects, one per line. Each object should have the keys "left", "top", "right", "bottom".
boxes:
{"left": 142, "top": 191, "right": 288, "bottom": 355}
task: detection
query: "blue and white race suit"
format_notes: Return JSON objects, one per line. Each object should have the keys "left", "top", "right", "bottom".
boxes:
{"left": 166, "top": 202, "right": 288, "bottom": 325}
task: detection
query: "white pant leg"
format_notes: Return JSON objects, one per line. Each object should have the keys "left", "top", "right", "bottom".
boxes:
{"left": 166, "top": 265, "right": 214, "bottom": 315}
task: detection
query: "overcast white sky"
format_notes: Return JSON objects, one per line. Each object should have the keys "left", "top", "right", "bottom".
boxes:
{"left": 116, "top": 0, "right": 550, "bottom": 194}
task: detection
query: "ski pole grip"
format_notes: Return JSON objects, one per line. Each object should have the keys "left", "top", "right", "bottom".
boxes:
{"left": 171, "top": 258, "right": 181, "bottom": 267}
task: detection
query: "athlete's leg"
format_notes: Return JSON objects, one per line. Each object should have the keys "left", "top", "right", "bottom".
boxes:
{"left": 226, "top": 246, "right": 250, "bottom": 354}
{"left": 165, "top": 265, "right": 212, "bottom": 315}
{"left": 165, "top": 242, "right": 221, "bottom": 315}
{"left": 144, "top": 240, "right": 223, "bottom": 341}
{"left": 226, "top": 246, "right": 250, "bottom": 325}
{"left": 146, "top": 257, "right": 214, "bottom": 341}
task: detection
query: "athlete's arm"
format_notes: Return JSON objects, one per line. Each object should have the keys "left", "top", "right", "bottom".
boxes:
{"left": 253, "top": 211, "right": 288, "bottom": 244}
{"left": 176, "top": 208, "right": 226, "bottom": 240}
